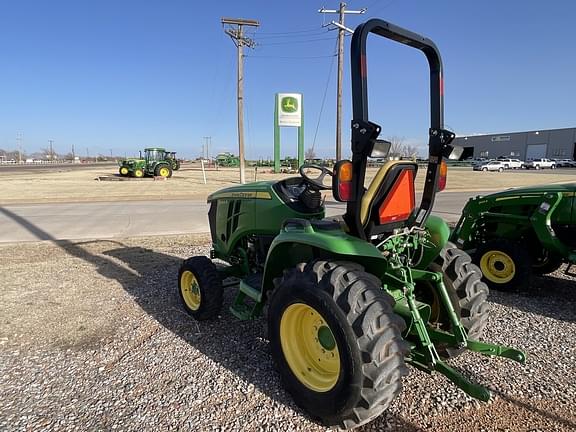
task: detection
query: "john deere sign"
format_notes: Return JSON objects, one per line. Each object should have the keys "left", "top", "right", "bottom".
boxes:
{"left": 274, "top": 93, "right": 304, "bottom": 172}
{"left": 277, "top": 93, "right": 302, "bottom": 127}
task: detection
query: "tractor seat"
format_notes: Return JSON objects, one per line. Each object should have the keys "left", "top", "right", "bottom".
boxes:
{"left": 360, "top": 160, "right": 418, "bottom": 233}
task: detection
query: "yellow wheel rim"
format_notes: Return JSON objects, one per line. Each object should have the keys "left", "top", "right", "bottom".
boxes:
{"left": 280, "top": 303, "right": 340, "bottom": 392}
{"left": 120, "top": 167, "right": 129, "bottom": 175}
{"left": 134, "top": 169, "right": 144, "bottom": 178}
{"left": 480, "top": 250, "right": 516, "bottom": 284}
{"left": 180, "top": 270, "right": 201, "bottom": 310}
{"left": 159, "top": 167, "right": 170, "bottom": 177}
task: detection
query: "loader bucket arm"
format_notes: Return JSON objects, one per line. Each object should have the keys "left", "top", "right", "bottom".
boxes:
{"left": 346, "top": 19, "right": 455, "bottom": 237}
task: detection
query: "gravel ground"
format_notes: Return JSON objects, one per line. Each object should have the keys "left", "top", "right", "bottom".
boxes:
{"left": 1, "top": 235, "right": 575, "bottom": 431}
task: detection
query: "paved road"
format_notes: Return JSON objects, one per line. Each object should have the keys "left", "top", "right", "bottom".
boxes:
{"left": 0, "top": 191, "right": 485, "bottom": 243}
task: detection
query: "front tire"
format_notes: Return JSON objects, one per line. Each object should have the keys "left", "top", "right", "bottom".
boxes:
{"left": 498, "top": 167, "right": 504, "bottom": 172}
{"left": 268, "top": 261, "right": 409, "bottom": 429}
{"left": 532, "top": 249, "right": 564, "bottom": 275}
{"left": 119, "top": 166, "right": 129, "bottom": 176}
{"left": 474, "top": 239, "right": 532, "bottom": 291}
{"left": 178, "top": 256, "right": 223, "bottom": 320}
{"left": 133, "top": 168, "right": 144, "bottom": 178}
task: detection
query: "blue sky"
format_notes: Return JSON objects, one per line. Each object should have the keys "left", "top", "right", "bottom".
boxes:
{"left": 1, "top": 1, "right": 575, "bottom": 159}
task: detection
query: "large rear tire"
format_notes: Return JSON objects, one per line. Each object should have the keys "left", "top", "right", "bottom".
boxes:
{"left": 178, "top": 256, "right": 223, "bottom": 320}
{"left": 155, "top": 164, "right": 173, "bottom": 178}
{"left": 474, "top": 239, "right": 532, "bottom": 291}
{"left": 418, "top": 243, "right": 490, "bottom": 358}
{"left": 267, "top": 261, "right": 409, "bottom": 429}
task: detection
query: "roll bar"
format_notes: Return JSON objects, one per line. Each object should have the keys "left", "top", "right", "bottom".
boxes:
{"left": 345, "top": 19, "right": 455, "bottom": 238}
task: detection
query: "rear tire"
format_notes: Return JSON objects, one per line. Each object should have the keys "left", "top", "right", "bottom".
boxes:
{"left": 474, "top": 239, "right": 532, "bottom": 291}
{"left": 155, "top": 164, "right": 173, "bottom": 178}
{"left": 119, "top": 166, "right": 129, "bottom": 176}
{"left": 482, "top": 167, "right": 488, "bottom": 172}
{"left": 267, "top": 261, "right": 409, "bottom": 429}
{"left": 178, "top": 256, "right": 223, "bottom": 320}
{"left": 498, "top": 167, "right": 504, "bottom": 172}
{"left": 426, "top": 244, "right": 490, "bottom": 357}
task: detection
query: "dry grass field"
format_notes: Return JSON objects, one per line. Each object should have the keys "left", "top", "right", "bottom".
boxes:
{"left": 0, "top": 162, "right": 575, "bottom": 204}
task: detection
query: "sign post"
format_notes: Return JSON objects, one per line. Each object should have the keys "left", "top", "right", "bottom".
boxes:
{"left": 274, "top": 93, "right": 304, "bottom": 173}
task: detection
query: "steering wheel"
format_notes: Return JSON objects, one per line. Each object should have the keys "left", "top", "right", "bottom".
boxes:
{"left": 299, "top": 164, "right": 333, "bottom": 190}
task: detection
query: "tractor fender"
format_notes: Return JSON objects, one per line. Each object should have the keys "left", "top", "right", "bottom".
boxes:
{"left": 262, "top": 219, "right": 387, "bottom": 294}
{"left": 415, "top": 215, "right": 451, "bottom": 269}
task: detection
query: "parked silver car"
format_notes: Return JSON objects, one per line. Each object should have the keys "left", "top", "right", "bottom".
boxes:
{"left": 473, "top": 160, "right": 507, "bottom": 172}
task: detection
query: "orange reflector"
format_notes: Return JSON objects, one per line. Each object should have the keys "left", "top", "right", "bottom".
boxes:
{"left": 338, "top": 161, "right": 353, "bottom": 182}
{"left": 378, "top": 169, "right": 415, "bottom": 224}
{"left": 438, "top": 160, "right": 448, "bottom": 192}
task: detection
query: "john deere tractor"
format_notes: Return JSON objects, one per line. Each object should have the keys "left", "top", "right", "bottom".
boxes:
{"left": 118, "top": 147, "right": 174, "bottom": 178}
{"left": 450, "top": 184, "right": 576, "bottom": 291}
{"left": 178, "top": 20, "right": 525, "bottom": 429}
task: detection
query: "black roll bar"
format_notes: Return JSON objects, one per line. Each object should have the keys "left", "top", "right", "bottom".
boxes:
{"left": 345, "top": 19, "right": 455, "bottom": 238}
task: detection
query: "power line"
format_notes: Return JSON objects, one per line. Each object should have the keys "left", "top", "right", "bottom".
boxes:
{"left": 249, "top": 27, "right": 325, "bottom": 35}
{"left": 246, "top": 53, "right": 336, "bottom": 59}
{"left": 312, "top": 40, "right": 339, "bottom": 155}
{"left": 246, "top": 29, "right": 329, "bottom": 40}
{"left": 257, "top": 36, "right": 337, "bottom": 46}
{"left": 319, "top": 2, "right": 367, "bottom": 161}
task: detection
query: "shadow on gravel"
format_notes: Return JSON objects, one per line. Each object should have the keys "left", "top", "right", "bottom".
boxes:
{"left": 489, "top": 271, "right": 576, "bottom": 322}
{"left": 0, "top": 206, "right": 416, "bottom": 430}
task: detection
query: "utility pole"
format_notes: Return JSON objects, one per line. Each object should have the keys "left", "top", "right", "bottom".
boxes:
{"left": 203, "top": 136, "right": 212, "bottom": 160}
{"left": 319, "top": 3, "right": 365, "bottom": 161}
{"left": 222, "top": 17, "right": 259, "bottom": 184}
{"left": 72, "top": 144, "right": 75, "bottom": 161}
{"left": 48, "top": 139, "right": 54, "bottom": 161}
{"left": 16, "top": 133, "right": 23, "bottom": 163}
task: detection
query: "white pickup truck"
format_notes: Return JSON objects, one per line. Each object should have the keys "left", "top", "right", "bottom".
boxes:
{"left": 498, "top": 158, "right": 524, "bottom": 169}
{"left": 524, "top": 158, "right": 556, "bottom": 169}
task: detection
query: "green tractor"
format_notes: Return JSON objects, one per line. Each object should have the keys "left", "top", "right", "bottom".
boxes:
{"left": 178, "top": 19, "right": 525, "bottom": 429}
{"left": 118, "top": 147, "right": 174, "bottom": 178}
{"left": 215, "top": 152, "right": 240, "bottom": 167}
{"left": 451, "top": 183, "right": 576, "bottom": 291}
{"left": 165, "top": 151, "right": 181, "bottom": 171}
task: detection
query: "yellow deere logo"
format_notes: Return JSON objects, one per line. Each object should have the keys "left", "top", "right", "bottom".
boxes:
{"left": 281, "top": 96, "right": 298, "bottom": 113}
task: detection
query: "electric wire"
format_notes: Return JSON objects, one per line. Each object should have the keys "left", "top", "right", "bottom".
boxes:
{"left": 245, "top": 54, "right": 336, "bottom": 60}
{"left": 311, "top": 39, "right": 339, "bottom": 156}
{"left": 256, "top": 36, "right": 336, "bottom": 47}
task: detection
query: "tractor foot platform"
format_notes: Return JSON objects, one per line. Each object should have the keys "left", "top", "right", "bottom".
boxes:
{"left": 230, "top": 273, "right": 263, "bottom": 320}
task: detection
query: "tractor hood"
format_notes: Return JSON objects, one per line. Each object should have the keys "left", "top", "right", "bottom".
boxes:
{"left": 208, "top": 181, "right": 278, "bottom": 202}
{"left": 483, "top": 183, "right": 576, "bottom": 198}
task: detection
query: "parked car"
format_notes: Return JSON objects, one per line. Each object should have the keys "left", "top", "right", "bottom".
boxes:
{"left": 473, "top": 160, "right": 507, "bottom": 172}
{"left": 498, "top": 158, "right": 524, "bottom": 169}
{"left": 524, "top": 158, "right": 556, "bottom": 169}
{"left": 551, "top": 158, "right": 574, "bottom": 167}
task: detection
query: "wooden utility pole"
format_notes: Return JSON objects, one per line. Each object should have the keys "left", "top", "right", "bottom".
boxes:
{"left": 222, "top": 17, "right": 259, "bottom": 184}
{"left": 319, "top": 3, "right": 365, "bottom": 161}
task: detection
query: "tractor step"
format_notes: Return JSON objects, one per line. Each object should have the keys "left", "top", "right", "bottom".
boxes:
{"left": 229, "top": 273, "right": 263, "bottom": 320}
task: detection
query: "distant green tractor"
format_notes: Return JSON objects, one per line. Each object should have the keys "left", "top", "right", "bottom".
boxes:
{"left": 165, "top": 151, "right": 181, "bottom": 171}
{"left": 118, "top": 147, "right": 174, "bottom": 178}
{"left": 177, "top": 19, "right": 525, "bottom": 429}
{"left": 215, "top": 152, "right": 240, "bottom": 167}
{"left": 451, "top": 183, "right": 576, "bottom": 291}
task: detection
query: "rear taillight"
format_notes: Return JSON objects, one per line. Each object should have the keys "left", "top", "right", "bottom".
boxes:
{"left": 332, "top": 160, "right": 354, "bottom": 202}
{"left": 438, "top": 160, "right": 448, "bottom": 192}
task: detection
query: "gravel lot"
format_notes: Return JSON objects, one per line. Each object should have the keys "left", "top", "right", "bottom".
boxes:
{"left": 1, "top": 235, "right": 575, "bottom": 431}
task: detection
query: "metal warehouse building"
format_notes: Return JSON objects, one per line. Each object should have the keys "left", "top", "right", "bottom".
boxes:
{"left": 454, "top": 127, "right": 576, "bottom": 161}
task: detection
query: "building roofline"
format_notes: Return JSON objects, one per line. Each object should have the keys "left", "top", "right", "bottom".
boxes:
{"left": 456, "top": 126, "right": 576, "bottom": 139}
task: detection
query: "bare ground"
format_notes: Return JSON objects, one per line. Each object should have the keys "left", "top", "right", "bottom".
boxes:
{"left": 1, "top": 235, "right": 575, "bottom": 431}
{"left": 1, "top": 163, "right": 575, "bottom": 204}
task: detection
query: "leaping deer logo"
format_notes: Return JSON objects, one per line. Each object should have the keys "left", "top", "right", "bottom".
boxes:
{"left": 281, "top": 97, "right": 298, "bottom": 113}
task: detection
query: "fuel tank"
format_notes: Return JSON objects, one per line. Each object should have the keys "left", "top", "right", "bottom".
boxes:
{"left": 207, "top": 178, "right": 325, "bottom": 257}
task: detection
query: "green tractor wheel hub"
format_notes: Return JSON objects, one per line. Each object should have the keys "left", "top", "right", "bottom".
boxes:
{"left": 317, "top": 325, "right": 336, "bottom": 351}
